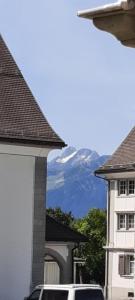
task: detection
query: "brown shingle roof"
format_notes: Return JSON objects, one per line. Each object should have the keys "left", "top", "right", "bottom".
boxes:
{"left": 96, "top": 126, "right": 135, "bottom": 174}
{"left": 0, "top": 35, "right": 66, "bottom": 148}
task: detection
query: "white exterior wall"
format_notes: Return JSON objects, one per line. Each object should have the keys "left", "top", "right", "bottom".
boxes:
{"left": 112, "top": 252, "right": 134, "bottom": 289}
{"left": 46, "top": 243, "right": 69, "bottom": 261}
{"left": 0, "top": 153, "right": 35, "bottom": 300}
{"left": 45, "top": 242, "right": 74, "bottom": 284}
{"left": 107, "top": 175, "right": 135, "bottom": 299}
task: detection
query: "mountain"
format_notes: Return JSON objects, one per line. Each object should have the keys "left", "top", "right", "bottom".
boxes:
{"left": 47, "top": 147, "right": 109, "bottom": 217}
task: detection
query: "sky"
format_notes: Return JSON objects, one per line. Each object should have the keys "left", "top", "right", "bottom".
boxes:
{"left": 1, "top": 0, "right": 135, "bottom": 159}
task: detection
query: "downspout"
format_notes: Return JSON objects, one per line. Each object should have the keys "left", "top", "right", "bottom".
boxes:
{"left": 71, "top": 243, "right": 79, "bottom": 283}
{"left": 95, "top": 173, "right": 110, "bottom": 300}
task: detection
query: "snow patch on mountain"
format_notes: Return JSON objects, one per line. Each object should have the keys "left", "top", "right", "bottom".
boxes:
{"left": 56, "top": 150, "right": 77, "bottom": 163}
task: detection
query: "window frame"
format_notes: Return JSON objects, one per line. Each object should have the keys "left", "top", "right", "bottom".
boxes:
{"left": 118, "top": 213, "right": 126, "bottom": 230}
{"left": 118, "top": 180, "right": 127, "bottom": 196}
{"left": 118, "top": 179, "right": 135, "bottom": 196}
{"left": 119, "top": 254, "right": 135, "bottom": 277}
{"left": 128, "top": 180, "right": 135, "bottom": 195}
{"left": 117, "top": 213, "right": 135, "bottom": 231}
{"left": 127, "top": 213, "right": 135, "bottom": 230}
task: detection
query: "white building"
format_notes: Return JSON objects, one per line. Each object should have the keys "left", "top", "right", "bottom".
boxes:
{"left": 45, "top": 214, "right": 87, "bottom": 284}
{"left": 78, "top": 1, "right": 135, "bottom": 299}
{"left": 95, "top": 127, "right": 135, "bottom": 300}
{"left": 0, "top": 34, "right": 65, "bottom": 300}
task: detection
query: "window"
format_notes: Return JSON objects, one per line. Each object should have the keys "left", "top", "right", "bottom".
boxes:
{"left": 118, "top": 213, "right": 135, "bottom": 230}
{"left": 127, "top": 214, "right": 134, "bottom": 229}
{"left": 42, "top": 290, "right": 68, "bottom": 300}
{"left": 118, "top": 214, "right": 126, "bottom": 229}
{"left": 119, "top": 180, "right": 126, "bottom": 195}
{"left": 119, "top": 255, "right": 135, "bottom": 276}
{"left": 118, "top": 180, "right": 135, "bottom": 196}
{"left": 129, "top": 255, "right": 134, "bottom": 275}
{"left": 75, "top": 289, "right": 104, "bottom": 300}
{"left": 128, "top": 180, "right": 135, "bottom": 194}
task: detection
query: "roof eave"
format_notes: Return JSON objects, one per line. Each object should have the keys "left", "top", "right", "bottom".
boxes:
{"left": 0, "top": 136, "right": 67, "bottom": 149}
{"left": 46, "top": 238, "right": 88, "bottom": 242}
{"left": 77, "top": 2, "right": 123, "bottom": 19}
{"left": 77, "top": 1, "right": 135, "bottom": 48}
{"left": 95, "top": 166, "right": 135, "bottom": 176}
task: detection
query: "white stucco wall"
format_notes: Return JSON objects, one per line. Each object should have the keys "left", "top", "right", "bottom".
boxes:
{"left": 111, "top": 180, "right": 135, "bottom": 248}
{"left": 46, "top": 243, "right": 70, "bottom": 261}
{"left": 0, "top": 153, "right": 35, "bottom": 300}
{"left": 112, "top": 252, "right": 134, "bottom": 289}
{"left": 108, "top": 177, "right": 135, "bottom": 292}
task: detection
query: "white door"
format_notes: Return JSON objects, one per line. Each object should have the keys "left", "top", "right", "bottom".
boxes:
{"left": 44, "top": 261, "right": 60, "bottom": 284}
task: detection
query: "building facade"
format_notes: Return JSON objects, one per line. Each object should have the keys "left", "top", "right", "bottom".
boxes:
{"left": 45, "top": 214, "right": 87, "bottom": 285}
{"left": 0, "top": 35, "right": 65, "bottom": 300}
{"left": 96, "top": 127, "right": 135, "bottom": 300}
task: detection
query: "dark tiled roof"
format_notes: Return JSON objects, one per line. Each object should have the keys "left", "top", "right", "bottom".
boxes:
{"left": 46, "top": 215, "right": 88, "bottom": 242}
{"left": 96, "top": 126, "right": 135, "bottom": 174}
{"left": 0, "top": 35, "right": 66, "bottom": 148}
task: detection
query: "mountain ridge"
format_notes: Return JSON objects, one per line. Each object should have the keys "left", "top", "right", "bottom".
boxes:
{"left": 47, "top": 147, "right": 109, "bottom": 217}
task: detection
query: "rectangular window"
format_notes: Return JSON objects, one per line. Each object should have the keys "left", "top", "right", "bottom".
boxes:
{"left": 117, "top": 213, "right": 135, "bottom": 230}
{"left": 118, "top": 180, "right": 135, "bottom": 196}
{"left": 129, "top": 255, "right": 134, "bottom": 275}
{"left": 119, "top": 255, "right": 135, "bottom": 276}
{"left": 128, "top": 180, "right": 135, "bottom": 195}
{"left": 119, "top": 180, "right": 126, "bottom": 195}
{"left": 118, "top": 214, "right": 126, "bottom": 230}
{"left": 127, "top": 214, "right": 134, "bottom": 229}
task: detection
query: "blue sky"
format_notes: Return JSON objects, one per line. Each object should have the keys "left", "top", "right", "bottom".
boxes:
{"left": 1, "top": 0, "right": 135, "bottom": 158}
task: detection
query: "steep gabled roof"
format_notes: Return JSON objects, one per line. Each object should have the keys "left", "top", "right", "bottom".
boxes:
{"left": 96, "top": 126, "right": 135, "bottom": 174}
{"left": 0, "top": 35, "right": 66, "bottom": 148}
{"left": 46, "top": 215, "right": 88, "bottom": 242}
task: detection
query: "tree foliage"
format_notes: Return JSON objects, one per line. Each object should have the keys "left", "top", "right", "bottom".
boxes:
{"left": 74, "top": 208, "right": 106, "bottom": 285}
{"left": 47, "top": 207, "right": 106, "bottom": 285}
{"left": 47, "top": 207, "right": 74, "bottom": 227}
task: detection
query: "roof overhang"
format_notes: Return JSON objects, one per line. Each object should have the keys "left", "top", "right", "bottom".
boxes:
{"left": 77, "top": 0, "right": 135, "bottom": 48}
{"left": 95, "top": 168, "right": 135, "bottom": 180}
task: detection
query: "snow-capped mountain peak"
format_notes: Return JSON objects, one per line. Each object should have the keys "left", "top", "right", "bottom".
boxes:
{"left": 52, "top": 147, "right": 99, "bottom": 166}
{"left": 56, "top": 150, "right": 77, "bottom": 164}
{"left": 47, "top": 146, "right": 110, "bottom": 217}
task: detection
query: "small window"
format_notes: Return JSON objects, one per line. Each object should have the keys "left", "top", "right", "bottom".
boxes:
{"left": 118, "top": 214, "right": 126, "bottom": 230}
{"left": 127, "top": 214, "right": 134, "bottom": 229}
{"left": 128, "top": 292, "right": 134, "bottom": 298}
{"left": 128, "top": 180, "right": 135, "bottom": 194}
{"left": 129, "top": 255, "right": 134, "bottom": 275}
{"left": 118, "top": 180, "right": 126, "bottom": 195}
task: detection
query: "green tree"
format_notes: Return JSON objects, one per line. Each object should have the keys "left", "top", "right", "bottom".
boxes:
{"left": 47, "top": 207, "right": 74, "bottom": 227}
{"left": 47, "top": 207, "right": 106, "bottom": 285}
{"left": 74, "top": 208, "right": 106, "bottom": 285}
